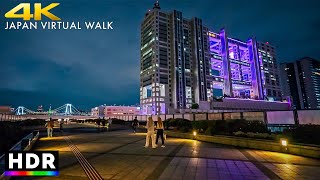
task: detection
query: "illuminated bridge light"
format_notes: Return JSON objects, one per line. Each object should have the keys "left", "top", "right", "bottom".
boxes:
{"left": 15, "top": 104, "right": 81, "bottom": 116}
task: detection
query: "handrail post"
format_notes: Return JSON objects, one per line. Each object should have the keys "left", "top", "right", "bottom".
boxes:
{"left": 20, "top": 139, "right": 30, "bottom": 150}
{"left": 32, "top": 130, "right": 39, "bottom": 138}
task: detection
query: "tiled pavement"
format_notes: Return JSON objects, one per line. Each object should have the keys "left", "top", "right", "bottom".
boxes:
{"left": 32, "top": 123, "right": 320, "bottom": 180}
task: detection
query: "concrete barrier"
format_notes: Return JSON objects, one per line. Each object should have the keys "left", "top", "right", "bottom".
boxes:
{"left": 166, "top": 131, "right": 320, "bottom": 159}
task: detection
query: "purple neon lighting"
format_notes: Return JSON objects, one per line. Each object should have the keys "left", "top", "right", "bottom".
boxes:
{"left": 228, "top": 37, "right": 247, "bottom": 45}
{"left": 208, "top": 30, "right": 268, "bottom": 101}
{"left": 225, "top": 97, "right": 289, "bottom": 104}
{"left": 220, "top": 29, "right": 232, "bottom": 95}
{"left": 209, "top": 36, "right": 221, "bottom": 54}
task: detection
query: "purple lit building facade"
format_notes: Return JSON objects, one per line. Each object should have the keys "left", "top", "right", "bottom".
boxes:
{"left": 140, "top": 2, "right": 285, "bottom": 115}
{"left": 209, "top": 32, "right": 264, "bottom": 100}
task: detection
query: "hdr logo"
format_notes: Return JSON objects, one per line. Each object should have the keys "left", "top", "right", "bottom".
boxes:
{"left": 4, "top": 151, "right": 59, "bottom": 176}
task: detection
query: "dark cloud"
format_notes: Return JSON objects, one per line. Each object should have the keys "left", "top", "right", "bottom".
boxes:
{"left": 0, "top": 0, "right": 319, "bottom": 110}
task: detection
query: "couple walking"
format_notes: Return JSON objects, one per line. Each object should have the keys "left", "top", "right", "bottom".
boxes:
{"left": 145, "top": 116, "right": 165, "bottom": 148}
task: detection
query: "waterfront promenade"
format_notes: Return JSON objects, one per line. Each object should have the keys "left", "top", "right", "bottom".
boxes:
{"left": 31, "top": 123, "right": 320, "bottom": 180}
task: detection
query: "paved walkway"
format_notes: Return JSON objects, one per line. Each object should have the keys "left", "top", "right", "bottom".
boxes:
{"left": 32, "top": 123, "right": 320, "bottom": 180}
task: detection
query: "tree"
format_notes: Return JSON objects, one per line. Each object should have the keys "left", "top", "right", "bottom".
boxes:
{"left": 191, "top": 103, "right": 199, "bottom": 109}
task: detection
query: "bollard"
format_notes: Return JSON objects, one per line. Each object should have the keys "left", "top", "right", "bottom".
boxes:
{"left": 20, "top": 139, "right": 31, "bottom": 150}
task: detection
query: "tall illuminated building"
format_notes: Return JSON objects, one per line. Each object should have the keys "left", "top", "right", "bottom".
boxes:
{"left": 257, "top": 42, "right": 282, "bottom": 100}
{"left": 280, "top": 57, "right": 320, "bottom": 109}
{"left": 140, "top": 1, "right": 286, "bottom": 115}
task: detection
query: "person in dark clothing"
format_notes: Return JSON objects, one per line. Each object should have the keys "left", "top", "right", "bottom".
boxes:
{"left": 59, "top": 120, "right": 63, "bottom": 131}
{"left": 155, "top": 117, "right": 165, "bottom": 147}
{"left": 102, "top": 118, "right": 106, "bottom": 132}
{"left": 132, "top": 117, "right": 139, "bottom": 133}
{"left": 96, "top": 119, "right": 101, "bottom": 133}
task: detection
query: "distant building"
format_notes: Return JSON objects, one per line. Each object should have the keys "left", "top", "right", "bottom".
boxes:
{"left": 91, "top": 107, "right": 100, "bottom": 117}
{"left": 139, "top": 1, "right": 286, "bottom": 115}
{"left": 104, "top": 106, "right": 141, "bottom": 117}
{"left": 37, "top": 105, "right": 43, "bottom": 112}
{"left": 280, "top": 57, "right": 320, "bottom": 109}
{"left": 91, "top": 105, "right": 141, "bottom": 117}
{"left": 0, "top": 106, "right": 13, "bottom": 114}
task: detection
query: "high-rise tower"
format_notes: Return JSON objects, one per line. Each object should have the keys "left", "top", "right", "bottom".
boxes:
{"left": 140, "top": 1, "right": 284, "bottom": 115}
{"left": 281, "top": 57, "right": 320, "bottom": 109}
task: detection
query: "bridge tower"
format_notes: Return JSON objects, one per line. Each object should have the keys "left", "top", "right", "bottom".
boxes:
{"left": 16, "top": 106, "right": 25, "bottom": 115}
{"left": 65, "top": 104, "right": 72, "bottom": 115}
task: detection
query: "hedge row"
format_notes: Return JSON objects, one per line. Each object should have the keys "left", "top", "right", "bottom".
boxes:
{"left": 165, "top": 118, "right": 320, "bottom": 145}
{"left": 283, "top": 125, "right": 320, "bottom": 145}
{"left": 18, "top": 119, "right": 46, "bottom": 126}
{"left": 165, "top": 118, "right": 268, "bottom": 135}
{"left": 79, "top": 118, "right": 127, "bottom": 125}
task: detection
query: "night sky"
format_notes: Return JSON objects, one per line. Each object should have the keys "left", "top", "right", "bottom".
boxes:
{"left": 0, "top": 0, "right": 319, "bottom": 111}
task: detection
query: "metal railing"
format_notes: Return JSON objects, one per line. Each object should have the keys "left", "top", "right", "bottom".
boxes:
{"left": 0, "top": 130, "right": 39, "bottom": 177}
{"left": 0, "top": 113, "right": 29, "bottom": 122}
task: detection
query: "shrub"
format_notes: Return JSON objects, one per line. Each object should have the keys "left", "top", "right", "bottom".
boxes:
{"left": 176, "top": 118, "right": 192, "bottom": 132}
{"left": 191, "top": 103, "right": 199, "bottom": 109}
{"left": 233, "top": 131, "right": 275, "bottom": 140}
{"left": 192, "top": 121, "right": 200, "bottom": 130}
{"left": 110, "top": 118, "right": 125, "bottom": 125}
{"left": 212, "top": 120, "right": 228, "bottom": 135}
{"left": 171, "top": 118, "right": 268, "bottom": 135}
{"left": 192, "top": 120, "right": 209, "bottom": 133}
{"left": 167, "top": 118, "right": 192, "bottom": 132}
{"left": 204, "top": 126, "right": 214, "bottom": 135}
{"left": 245, "top": 121, "right": 268, "bottom": 133}
{"left": 283, "top": 125, "right": 320, "bottom": 145}
{"left": 167, "top": 118, "right": 177, "bottom": 127}
{"left": 228, "top": 119, "right": 247, "bottom": 133}
{"left": 17, "top": 119, "right": 46, "bottom": 126}
{"left": 233, "top": 131, "right": 246, "bottom": 136}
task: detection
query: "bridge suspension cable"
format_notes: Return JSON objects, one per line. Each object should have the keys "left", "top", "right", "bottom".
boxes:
{"left": 15, "top": 106, "right": 36, "bottom": 115}
{"left": 15, "top": 104, "right": 82, "bottom": 116}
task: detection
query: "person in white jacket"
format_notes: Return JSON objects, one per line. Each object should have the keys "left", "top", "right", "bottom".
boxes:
{"left": 145, "top": 117, "right": 157, "bottom": 148}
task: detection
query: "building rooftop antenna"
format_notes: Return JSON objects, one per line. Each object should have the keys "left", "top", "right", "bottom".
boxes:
{"left": 153, "top": 0, "right": 161, "bottom": 10}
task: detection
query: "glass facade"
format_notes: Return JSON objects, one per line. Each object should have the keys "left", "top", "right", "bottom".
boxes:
{"left": 281, "top": 58, "right": 320, "bottom": 109}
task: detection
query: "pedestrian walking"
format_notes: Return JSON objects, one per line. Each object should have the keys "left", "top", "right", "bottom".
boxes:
{"left": 132, "top": 117, "right": 139, "bottom": 133}
{"left": 96, "top": 118, "right": 101, "bottom": 133}
{"left": 156, "top": 117, "right": 165, "bottom": 148}
{"left": 108, "top": 118, "right": 112, "bottom": 126}
{"left": 45, "top": 118, "right": 54, "bottom": 137}
{"left": 59, "top": 120, "right": 63, "bottom": 131}
{"left": 107, "top": 118, "right": 112, "bottom": 131}
{"left": 102, "top": 118, "right": 106, "bottom": 132}
{"left": 145, "top": 117, "right": 156, "bottom": 148}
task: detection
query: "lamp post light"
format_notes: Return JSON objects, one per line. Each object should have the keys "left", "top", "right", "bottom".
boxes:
{"left": 280, "top": 138, "right": 288, "bottom": 152}
{"left": 192, "top": 131, "right": 197, "bottom": 140}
